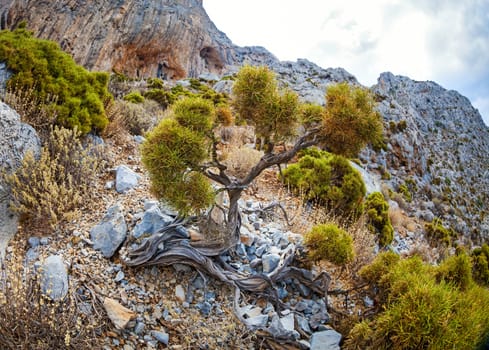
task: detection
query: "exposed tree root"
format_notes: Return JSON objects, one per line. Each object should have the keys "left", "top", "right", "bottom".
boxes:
{"left": 124, "top": 217, "right": 331, "bottom": 345}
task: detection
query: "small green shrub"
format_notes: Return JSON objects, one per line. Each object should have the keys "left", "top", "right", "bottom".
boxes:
{"left": 398, "top": 184, "right": 412, "bottom": 202}
{"left": 282, "top": 147, "right": 366, "bottom": 217}
{"left": 321, "top": 82, "right": 384, "bottom": 158}
{"left": 303, "top": 223, "right": 354, "bottom": 265}
{"left": 425, "top": 218, "right": 455, "bottom": 246}
{"left": 3, "top": 126, "right": 101, "bottom": 229}
{"left": 172, "top": 97, "right": 215, "bottom": 134}
{"left": 0, "top": 27, "right": 111, "bottom": 134}
{"left": 365, "top": 192, "right": 394, "bottom": 247}
{"left": 216, "top": 105, "right": 234, "bottom": 126}
{"left": 346, "top": 253, "right": 489, "bottom": 349}
{"left": 123, "top": 91, "right": 144, "bottom": 104}
{"left": 435, "top": 251, "right": 473, "bottom": 290}
{"left": 147, "top": 77, "right": 164, "bottom": 89}
{"left": 472, "top": 244, "right": 489, "bottom": 286}
{"left": 300, "top": 103, "right": 323, "bottom": 128}
{"left": 143, "top": 88, "right": 174, "bottom": 108}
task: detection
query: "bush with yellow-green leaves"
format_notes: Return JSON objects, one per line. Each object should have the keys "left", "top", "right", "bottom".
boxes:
{"left": 0, "top": 26, "right": 111, "bottom": 134}
{"left": 303, "top": 223, "right": 354, "bottom": 265}
{"left": 344, "top": 251, "right": 489, "bottom": 349}
{"left": 282, "top": 147, "right": 366, "bottom": 217}
{"left": 364, "top": 191, "right": 394, "bottom": 247}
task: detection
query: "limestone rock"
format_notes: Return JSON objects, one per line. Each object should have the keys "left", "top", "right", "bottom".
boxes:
{"left": 103, "top": 297, "right": 136, "bottom": 329}
{"left": 175, "top": 284, "right": 185, "bottom": 302}
{"left": 90, "top": 203, "right": 127, "bottom": 258}
{"left": 115, "top": 165, "right": 140, "bottom": 194}
{"left": 152, "top": 330, "right": 169, "bottom": 345}
{"left": 132, "top": 205, "right": 173, "bottom": 239}
{"left": 40, "top": 255, "right": 69, "bottom": 301}
{"left": 1, "top": 0, "right": 359, "bottom": 91}
{"left": 1, "top": 0, "right": 235, "bottom": 79}
{"left": 369, "top": 72, "right": 489, "bottom": 240}
{"left": 0, "top": 102, "right": 40, "bottom": 258}
{"left": 0, "top": 62, "right": 11, "bottom": 94}
{"left": 310, "top": 329, "right": 342, "bottom": 350}
{"left": 262, "top": 253, "right": 280, "bottom": 273}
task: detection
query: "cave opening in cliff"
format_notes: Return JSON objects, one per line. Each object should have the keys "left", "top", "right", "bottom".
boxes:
{"left": 200, "top": 46, "right": 224, "bottom": 71}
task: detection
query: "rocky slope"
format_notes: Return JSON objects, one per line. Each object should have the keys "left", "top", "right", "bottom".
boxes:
{"left": 366, "top": 73, "right": 489, "bottom": 242}
{"left": 2, "top": 0, "right": 488, "bottom": 243}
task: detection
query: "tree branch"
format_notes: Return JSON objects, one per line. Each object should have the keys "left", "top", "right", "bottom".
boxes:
{"left": 239, "top": 129, "right": 321, "bottom": 187}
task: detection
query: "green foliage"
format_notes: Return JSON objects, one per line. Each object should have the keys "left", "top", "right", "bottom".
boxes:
{"left": 3, "top": 126, "right": 101, "bottom": 229}
{"left": 173, "top": 97, "right": 215, "bottom": 134}
{"left": 358, "top": 251, "right": 400, "bottom": 288}
{"left": 348, "top": 253, "right": 489, "bottom": 349}
{"left": 147, "top": 77, "right": 164, "bottom": 89}
{"left": 436, "top": 251, "right": 473, "bottom": 290}
{"left": 216, "top": 105, "right": 234, "bottom": 126}
{"left": 303, "top": 223, "right": 354, "bottom": 265}
{"left": 282, "top": 148, "right": 366, "bottom": 217}
{"left": 141, "top": 98, "right": 216, "bottom": 215}
{"left": 397, "top": 119, "right": 407, "bottom": 131}
{"left": 425, "top": 218, "right": 456, "bottom": 246}
{"left": 398, "top": 184, "right": 412, "bottom": 202}
{"left": 300, "top": 103, "right": 323, "bottom": 128}
{"left": 365, "top": 192, "right": 394, "bottom": 247}
{"left": 389, "top": 119, "right": 407, "bottom": 133}
{"left": 232, "top": 65, "right": 300, "bottom": 145}
{"left": 123, "top": 91, "right": 144, "bottom": 103}
{"left": 0, "top": 28, "right": 111, "bottom": 134}
{"left": 143, "top": 88, "right": 174, "bottom": 108}
{"left": 320, "top": 82, "right": 384, "bottom": 157}
{"left": 472, "top": 244, "right": 489, "bottom": 285}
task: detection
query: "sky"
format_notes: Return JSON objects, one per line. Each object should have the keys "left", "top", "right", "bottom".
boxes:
{"left": 203, "top": 0, "right": 489, "bottom": 126}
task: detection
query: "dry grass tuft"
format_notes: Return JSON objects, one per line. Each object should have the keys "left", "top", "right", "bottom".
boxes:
{"left": 0, "top": 257, "right": 105, "bottom": 349}
{"left": 3, "top": 126, "right": 102, "bottom": 231}
{"left": 221, "top": 146, "right": 263, "bottom": 179}
{"left": 3, "top": 84, "right": 58, "bottom": 142}
{"left": 103, "top": 99, "right": 164, "bottom": 142}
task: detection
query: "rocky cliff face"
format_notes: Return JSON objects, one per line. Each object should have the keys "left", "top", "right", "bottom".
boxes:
{"left": 0, "top": 0, "right": 355, "bottom": 88}
{"left": 1, "top": 0, "right": 235, "bottom": 79}
{"left": 365, "top": 73, "right": 489, "bottom": 241}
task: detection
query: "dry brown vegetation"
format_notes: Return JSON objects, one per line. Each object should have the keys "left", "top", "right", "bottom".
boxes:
{"left": 3, "top": 126, "right": 102, "bottom": 231}
{"left": 0, "top": 242, "right": 106, "bottom": 349}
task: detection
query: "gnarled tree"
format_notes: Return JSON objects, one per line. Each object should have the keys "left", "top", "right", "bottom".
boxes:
{"left": 141, "top": 65, "right": 383, "bottom": 255}
{"left": 129, "top": 65, "right": 384, "bottom": 345}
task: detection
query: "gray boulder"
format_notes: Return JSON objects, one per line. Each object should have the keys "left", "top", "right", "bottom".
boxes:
{"left": 132, "top": 205, "right": 173, "bottom": 239}
{"left": 0, "top": 102, "right": 41, "bottom": 259}
{"left": 310, "top": 329, "right": 342, "bottom": 350}
{"left": 262, "top": 253, "right": 280, "bottom": 273}
{"left": 115, "top": 165, "right": 140, "bottom": 193}
{"left": 90, "top": 203, "right": 127, "bottom": 257}
{"left": 40, "top": 255, "right": 69, "bottom": 301}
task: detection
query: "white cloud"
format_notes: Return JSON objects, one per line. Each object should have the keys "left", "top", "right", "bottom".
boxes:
{"left": 203, "top": 0, "right": 489, "bottom": 125}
